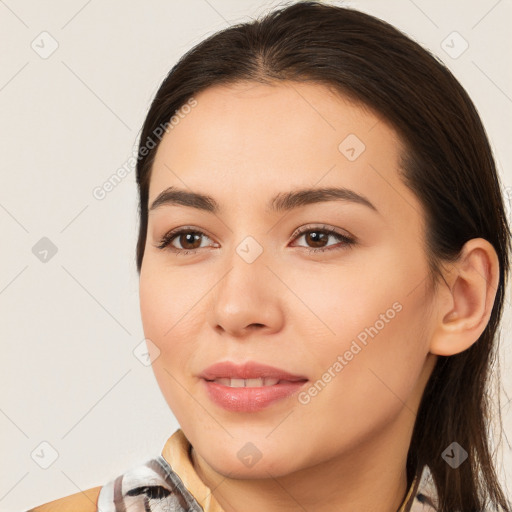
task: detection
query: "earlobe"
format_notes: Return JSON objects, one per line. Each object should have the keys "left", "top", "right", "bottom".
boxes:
{"left": 429, "top": 238, "right": 500, "bottom": 356}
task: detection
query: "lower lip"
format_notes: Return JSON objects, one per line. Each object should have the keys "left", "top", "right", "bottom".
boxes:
{"left": 201, "top": 379, "right": 308, "bottom": 412}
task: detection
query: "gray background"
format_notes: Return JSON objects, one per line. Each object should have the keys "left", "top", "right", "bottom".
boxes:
{"left": 1, "top": 0, "right": 511, "bottom": 510}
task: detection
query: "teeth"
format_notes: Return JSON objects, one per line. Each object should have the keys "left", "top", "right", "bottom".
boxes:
{"left": 246, "top": 378, "right": 267, "bottom": 387}
{"left": 230, "top": 378, "right": 245, "bottom": 388}
{"left": 212, "top": 377, "right": 281, "bottom": 387}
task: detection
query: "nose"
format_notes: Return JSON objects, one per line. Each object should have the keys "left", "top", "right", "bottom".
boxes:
{"left": 208, "top": 253, "right": 285, "bottom": 339}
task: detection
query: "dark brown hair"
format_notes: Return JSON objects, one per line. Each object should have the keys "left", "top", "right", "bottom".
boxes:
{"left": 134, "top": 2, "right": 511, "bottom": 510}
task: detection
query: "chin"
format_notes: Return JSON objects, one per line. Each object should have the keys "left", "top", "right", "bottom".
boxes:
{"left": 212, "top": 459, "right": 293, "bottom": 480}
{"left": 203, "top": 445, "right": 298, "bottom": 479}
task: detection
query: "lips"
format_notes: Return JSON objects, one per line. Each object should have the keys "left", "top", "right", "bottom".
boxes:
{"left": 199, "top": 361, "right": 309, "bottom": 412}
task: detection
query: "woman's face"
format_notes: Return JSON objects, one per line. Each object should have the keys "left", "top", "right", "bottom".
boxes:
{"left": 139, "top": 81, "right": 438, "bottom": 478}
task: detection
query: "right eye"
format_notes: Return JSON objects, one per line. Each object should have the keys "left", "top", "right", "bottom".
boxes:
{"left": 156, "top": 227, "right": 217, "bottom": 254}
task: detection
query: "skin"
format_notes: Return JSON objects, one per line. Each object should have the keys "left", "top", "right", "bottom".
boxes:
{"left": 139, "top": 81, "right": 499, "bottom": 512}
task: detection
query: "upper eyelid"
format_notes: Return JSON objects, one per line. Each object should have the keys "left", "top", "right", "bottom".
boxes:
{"left": 160, "top": 224, "right": 353, "bottom": 249}
{"left": 164, "top": 224, "right": 347, "bottom": 238}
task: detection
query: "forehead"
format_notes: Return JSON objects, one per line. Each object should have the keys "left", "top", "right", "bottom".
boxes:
{"left": 155, "top": 81, "right": 386, "bottom": 163}
{"left": 148, "top": 81, "right": 423, "bottom": 225}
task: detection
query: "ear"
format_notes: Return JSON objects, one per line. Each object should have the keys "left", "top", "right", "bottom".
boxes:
{"left": 429, "top": 238, "right": 500, "bottom": 356}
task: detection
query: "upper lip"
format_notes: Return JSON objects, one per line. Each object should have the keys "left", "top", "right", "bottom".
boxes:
{"left": 199, "top": 361, "right": 308, "bottom": 381}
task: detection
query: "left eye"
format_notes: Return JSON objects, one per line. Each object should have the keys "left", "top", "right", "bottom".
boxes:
{"left": 156, "top": 226, "right": 355, "bottom": 255}
{"left": 291, "top": 226, "right": 355, "bottom": 253}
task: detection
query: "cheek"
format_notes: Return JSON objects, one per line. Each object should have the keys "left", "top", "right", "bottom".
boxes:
{"left": 286, "top": 249, "right": 408, "bottom": 349}
{"left": 139, "top": 268, "right": 202, "bottom": 418}
{"left": 139, "top": 270, "right": 193, "bottom": 389}
{"left": 292, "top": 246, "right": 430, "bottom": 402}
{"left": 139, "top": 260, "right": 203, "bottom": 346}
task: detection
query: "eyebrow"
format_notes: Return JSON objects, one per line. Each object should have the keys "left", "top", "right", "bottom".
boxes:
{"left": 148, "top": 186, "right": 379, "bottom": 215}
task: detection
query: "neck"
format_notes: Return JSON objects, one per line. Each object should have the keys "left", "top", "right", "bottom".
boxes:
{"left": 190, "top": 408, "right": 415, "bottom": 512}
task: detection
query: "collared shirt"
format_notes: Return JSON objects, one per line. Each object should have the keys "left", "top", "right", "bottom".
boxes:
{"left": 27, "top": 429, "right": 438, "bottom": 511}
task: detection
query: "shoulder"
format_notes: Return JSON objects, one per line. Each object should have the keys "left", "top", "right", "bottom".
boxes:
{"left": 26, "top": 431, "right": 194, "bottom": 512}
{"left": 25, "top": 486, "right": 102, "bottom": 512}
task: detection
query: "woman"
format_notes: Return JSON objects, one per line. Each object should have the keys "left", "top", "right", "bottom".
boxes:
{"left": 27, "top": 1, "right": 511, "bottom": 511}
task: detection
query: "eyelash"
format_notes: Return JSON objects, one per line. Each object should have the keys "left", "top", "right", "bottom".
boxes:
{"left": 156, "top": 225, "right": 355, "bottom": 256}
